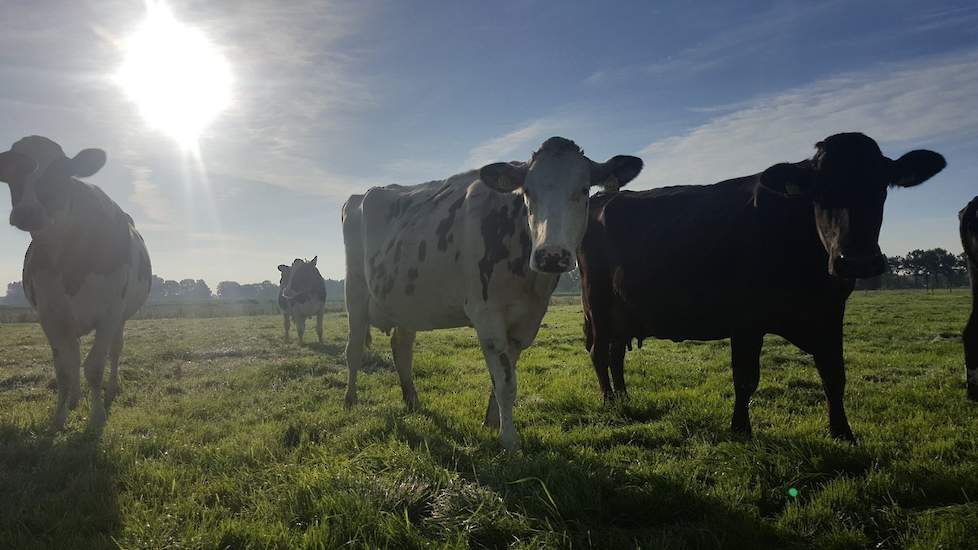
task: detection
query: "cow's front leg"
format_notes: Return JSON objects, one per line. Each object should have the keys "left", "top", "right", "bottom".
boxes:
{"left": 730, "top": 332, "right": 763, "bottom": 436}
{"left": 48, "top": 335, "right": 80, "bottom": 431}
{"left": 83, "top": 320, "right": 118, "bottom": 430}
{"left": 814, "top": 339, "right": 855, "bottom": 443}
{"left": 474, "top": 327, "right": 520, "bottom": 452}
{"left": 282, "top": 314, "right": 291, "bottom": 340}
{"left": 105, "top": 324, "right": 125, "bottom": 409}
{"left": 295, "top": 316, "right": 306, "bottom": 343}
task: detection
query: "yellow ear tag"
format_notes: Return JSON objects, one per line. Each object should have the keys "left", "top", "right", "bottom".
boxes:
{"left": 785, "top": 182, "right": 802, "bottom": 197}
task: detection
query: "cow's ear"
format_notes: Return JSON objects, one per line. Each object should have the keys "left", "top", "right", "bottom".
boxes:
{"left": 591, "top": 155, "right": 643, "bottom": 191}
{"left": 479, "top": 162, "right": 527, "bottom": 193}
{"left": 890, "top": 150, "right": 946, "bottom": 188}
{"left": 68, "top": 148, "right": 106, "bottom": 178}
{"left": 758, "top": 161, "right": 815, "bottom": 199}
{"left": 310, "top": 256, "right": 318, "bottom": 267}
{"left": 0, "top": 151, "right": 37, "bottom": 183}
{"left": 277, "top": 264, "right": 289, "bottom": 273}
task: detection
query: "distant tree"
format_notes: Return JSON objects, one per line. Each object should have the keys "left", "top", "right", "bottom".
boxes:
{"left": 149, "top": 275, "right": 166, "bottom": 302}
{"left": 3, "top": 281, "right": 29, "bottom": 306}
{"left": 217, "top": 281, "right": 242, "bottom": 300}
{"left": 903, "top": 249, "right": 932, "bottom": 290}
{"left": 162, "top": 279, "right": 180, "bottom": 298}
{"left": 930, "top": 248, "right": 960, "bottom": 291}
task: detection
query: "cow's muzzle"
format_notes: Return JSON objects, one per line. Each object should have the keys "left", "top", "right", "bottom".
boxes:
{"left": 532, "top": 247, "right": 573, "bottom": 274}
{"left": 832, "top": 252, "right": 887, "bottom": 279}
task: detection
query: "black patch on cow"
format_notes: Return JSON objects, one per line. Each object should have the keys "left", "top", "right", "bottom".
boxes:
{"left": 386, "top": 197, "right": 414, "bottom": 222}
{"left": 436, "top": 197, "right": 465, "bottom": 252}
{"left": 418, "top": 241, "right": 427, "bottom": 262}
{"left": 407, "top": 267, "right": 419, "bottom": 281}
{"left": 478, "top": 203, "right": 516, "bottom": 301}
{"left": 405, "top": 284, "right": 415, "bottom": 295}
{"left": 454, "top": 250, "right": 461, "bottom": 263}
{"left": 508, "top": 230, "right": 531, "bottom": 276}
{"left": 394, "top": 240, "right": 403, "bottom": 263}
{"left": 499, "top": 353, "right": 513, "bottom": 384}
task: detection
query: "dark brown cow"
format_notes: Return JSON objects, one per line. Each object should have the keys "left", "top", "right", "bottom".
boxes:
{"left": 579, "top": 132, "right": 945, "bottom": 441}
{"left": 959, "top": 196, "right": 978, "bottom": 401}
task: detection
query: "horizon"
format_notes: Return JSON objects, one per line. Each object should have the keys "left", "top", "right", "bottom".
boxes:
{"left": 2, "top": 1, "right": 978, "bottom": 285}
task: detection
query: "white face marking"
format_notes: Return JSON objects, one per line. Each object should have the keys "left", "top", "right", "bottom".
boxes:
{"left": 522, "top": 153, "right": 591, "bottom": 272}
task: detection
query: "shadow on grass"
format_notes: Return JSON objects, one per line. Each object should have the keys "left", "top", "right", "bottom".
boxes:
{"left": 0, "top": 424, "right": 120, "bottom": 550}
{"left": 382, "top": 407, "right": 800, "bottom": 548}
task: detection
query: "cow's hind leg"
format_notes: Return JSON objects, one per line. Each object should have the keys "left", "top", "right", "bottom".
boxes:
{"left": 609, "top": 338, "right": 628, "bottom": 400}
{"left": 316, "top": 309, "right": 324, "bottom": 344}
{"left": 83, "top": 322, "right": 118, "bottom": 430}
{"left": 730, "top": 332, "right": 763, "bottom": 436}
{"left": 295, "top": 316, "right": 306, "bottom": 343}
{"left": 589, "top": 332, "right": 614, "bottom": 402}
{"left": 105, "top": 324, "right": 125, "bottom": 409}
{"left": 391, "top": 327, "right": 420, "bottom": 410}
{"left": 965, "top": 311, "right": 978, "bottom": 401}
{"left": 344, "top": 285, "right": 369, "bottom": 409}
{"left": 282, "top": 314, "right": 291, "bottom": 340}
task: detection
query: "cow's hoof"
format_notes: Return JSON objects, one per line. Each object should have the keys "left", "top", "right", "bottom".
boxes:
{"left": 68, "top": 391, "right": 81, "bottom": 410}
{"left": 831, "top": 426, "right": 857, "bottom": 445}
{"left": 500, "top": 435, "right": 521, "bottom": 454}
{"left": 730, "top": 420, "right": 753, "bottom": 439}
{"left": 49, "top": 409, "right": 68, "bottom": 432}
{"left": 404, "top": 396, "right": 422, "bottom": 412}
{"left": 87, "top": 404, "right": 107, "bottom": 431}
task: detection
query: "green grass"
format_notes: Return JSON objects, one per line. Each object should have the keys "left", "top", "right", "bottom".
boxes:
{"left": 1, "top": 290, "right": 976, "bottom": 549}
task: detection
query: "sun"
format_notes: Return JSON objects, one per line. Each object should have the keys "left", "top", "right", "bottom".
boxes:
{"left": 116, "top": 1, "right": 232, "bottom": 149}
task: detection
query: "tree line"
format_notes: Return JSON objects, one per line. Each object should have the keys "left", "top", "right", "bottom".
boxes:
{"left": 1, "top": 247, "right": 971, "bottom": 306}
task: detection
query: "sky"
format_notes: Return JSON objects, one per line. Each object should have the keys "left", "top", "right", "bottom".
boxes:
{"left": 1, "top": 0, "right": 977, "bottom": 286}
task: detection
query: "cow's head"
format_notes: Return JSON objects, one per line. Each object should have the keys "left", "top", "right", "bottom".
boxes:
{"left": 758, "top": 132, "right": 945, "bottom": 279}
{"left": 280, "top": 256, "right": 319, "bottom": 301}
{"left": 0, "top": 136, "right": 106, "bottom": 233}
{"left": 479, "top": 137, "right": 643, "bottom": 273}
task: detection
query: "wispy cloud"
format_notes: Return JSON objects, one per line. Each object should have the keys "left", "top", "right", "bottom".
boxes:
{"left": 633, "top": 49, "right": 978, "bottom": 188}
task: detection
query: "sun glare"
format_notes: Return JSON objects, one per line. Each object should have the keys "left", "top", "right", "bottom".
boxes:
{"left": 116, "top": 1, "right": 232, "bottom": 149}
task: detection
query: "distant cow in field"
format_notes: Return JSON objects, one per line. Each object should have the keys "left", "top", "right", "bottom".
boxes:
{"left": 579, "top": 132, "right": 945, "bottom": 441}
{"left": 277, "top": 256, "right": 327, "bottom": 343}
{"left": 343, "top": 137, "right": 642, "bottom": 451}
{"left": 960, "top": 197, "right": 978, "bottom": 401}
{"left": 0, "top": 136, "right": 151, "bottom": 430}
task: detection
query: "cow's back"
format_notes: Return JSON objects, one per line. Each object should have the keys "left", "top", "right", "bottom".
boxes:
{"left": 582, "top": 177, "right": 851, "bottom": 342}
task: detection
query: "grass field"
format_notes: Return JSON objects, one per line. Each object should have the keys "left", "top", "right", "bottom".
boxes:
{"left": 1, "top": 291, "right": 976, "bottom": 549}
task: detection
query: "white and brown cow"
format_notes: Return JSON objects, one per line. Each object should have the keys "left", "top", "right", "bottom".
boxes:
{"left": 0, "top": 136, "right": 151, "bottom": 431}
{"left": 277, "top": 256, "right": 327, "bottom": 343}
{"left": 342, "top": 137, "right": 642, "bottom": 451}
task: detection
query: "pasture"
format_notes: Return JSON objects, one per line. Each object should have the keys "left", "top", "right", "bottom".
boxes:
{"left": 1, "top": 291, "right": 976, "bottom": 549}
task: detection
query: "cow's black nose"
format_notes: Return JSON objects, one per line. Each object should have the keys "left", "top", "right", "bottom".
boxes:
{"left": 533, "top": 247, "right": 573, "bottom": 273}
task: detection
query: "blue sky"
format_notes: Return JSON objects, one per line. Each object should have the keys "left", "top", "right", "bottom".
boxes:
{"left": 2, "top": 0, "right": 977, "bottom": 285}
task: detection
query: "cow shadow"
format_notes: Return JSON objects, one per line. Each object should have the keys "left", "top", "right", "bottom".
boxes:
{"left": 303, "top": 341, "right": 345, "bottom": 357}
{"left": 382, "top": 407, "right": 799, "bottom": 548}
{"left": 0, "top": 423, "right": 121, "bottom": 549}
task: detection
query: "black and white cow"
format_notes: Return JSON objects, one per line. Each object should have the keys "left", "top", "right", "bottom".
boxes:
{"left": 342, "top": 137, "right": 643, "bottom": 451}
{"left": 0, "top": 136, "right": 151, "bottom": 430}
{"left": 277, "top": 256, "right": 327, "bottom": 343}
